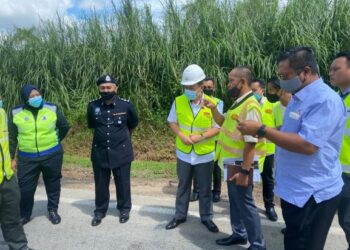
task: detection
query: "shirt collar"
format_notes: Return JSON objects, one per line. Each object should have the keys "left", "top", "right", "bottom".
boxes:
{"left": 259, "top": 96, "right": 266, "bottom": 105}
{"left": 341, "top": 86, "right": 350, "bottom": 95}
{"left": 101, "top": 96, "right": 117, "bottom": 107}
{"left": 235, "top": 91, "right": 253, "bottom": 104}
{"left": 190, "top": 93, "right": 204, "bottom": 106}
{"left": 293, "top": 78, "right": 323, "bottom": 101}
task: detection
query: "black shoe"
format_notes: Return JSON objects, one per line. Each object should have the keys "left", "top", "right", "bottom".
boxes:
{"left": 201, "top": 220, "right": 219, "bottom": 233}
{"left": 281, "top": 227, "right": 286, "bottom": 234}
{"left": 20, "top": 217, "right": 31, "bottom": 225}
{"left": 48, "top": 210, "right": 61, "bottom": 225}
{"left": 91, "top": 214, "right": 105, "bottom": 227}
{"left": 165, "top": 218, "right": 186, "bottom": 230}
{"left": 212, "top": 193, "right": 221, "bottom": 203}
{"left": 266, "top": 207, "right": 278, "bottom": 222}
{"left": 216, "top": 234, "right": 247, "bottom": 246}
{"left": 190, "top": 191, "right": 199, "bottom": 202}
{"left": 247, "top": 246, "right": 266, "bottom": 250}
{"left": 119, "top": 211, "right": 130, "bottom": 224}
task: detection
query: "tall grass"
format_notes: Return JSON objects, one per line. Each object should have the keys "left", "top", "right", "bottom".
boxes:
{"left": 1, "top": 0, "right": 350, "bottom": 123}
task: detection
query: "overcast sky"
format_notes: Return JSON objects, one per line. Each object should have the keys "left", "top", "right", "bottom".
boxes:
{"left": 0, "top": 0, "right": 191, "bottom": 32}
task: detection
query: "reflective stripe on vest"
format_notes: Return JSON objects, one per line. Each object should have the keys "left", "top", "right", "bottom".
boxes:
{"left": 0, "top": 108, "right": 14, "bottom": 184}
{"left": 215, "top": 95, "right": 266, "bottom": 169}
{"left": 12, "top": 104, "right": 60, "bottom": 156}
{"left": 340, "top": 94, "right": 350, "bottom": 174}
{"left": 175, "top": 94, "right": 218, "bottom": 155}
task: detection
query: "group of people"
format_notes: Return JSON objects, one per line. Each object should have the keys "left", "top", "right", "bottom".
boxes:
{"left": 165, "top": 46, "right": 350, "bottom": 250}
{"left": 0, "top": 45, "right": 349, "bottom": 250}
{"left": 0, "top": 75, "right": 139, "bottom": 249}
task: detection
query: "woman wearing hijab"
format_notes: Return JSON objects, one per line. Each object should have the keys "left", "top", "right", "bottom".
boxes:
{"left": 8, "top": 84, "right": 70, "bottom": 225}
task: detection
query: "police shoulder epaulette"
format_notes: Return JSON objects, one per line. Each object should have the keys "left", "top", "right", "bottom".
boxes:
{"left": 89, "top": 99, "right": 99, "bottom": 103}
{"left": 43, "top": 102, "right": 57, "bottom": 112}
{"left": 12, "top": 105, "right": 24, "bottom": 116}
{"left": 119, "top": 97, "right": 130, "bottom": 103}
{"left": 44, "top": 102, "right": 56, "bottom": 107}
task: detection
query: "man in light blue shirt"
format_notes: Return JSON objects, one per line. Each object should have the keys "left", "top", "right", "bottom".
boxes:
{"left": 237, "top": 46, "right": 347, "bottom": 250}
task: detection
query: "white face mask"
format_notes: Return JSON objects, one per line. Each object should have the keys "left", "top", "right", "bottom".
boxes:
{"left": 0, "top": 100, "right": 3, "bottom": 108}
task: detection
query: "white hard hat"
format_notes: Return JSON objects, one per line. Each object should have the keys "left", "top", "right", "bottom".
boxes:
{"left": 181, "top": 64, "right": 206, "bottom": 86}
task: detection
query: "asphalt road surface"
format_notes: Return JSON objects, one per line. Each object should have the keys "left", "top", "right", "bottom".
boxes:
{"left": 0, "top": 185, "right": 347, "bottom": 250}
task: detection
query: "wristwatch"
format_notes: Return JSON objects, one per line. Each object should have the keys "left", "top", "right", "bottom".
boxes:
{"left": 256, "top": 124, "right": 266, "bottom": 138}
{"left": 240, "top": 168, "right": 250, "bottom": 176}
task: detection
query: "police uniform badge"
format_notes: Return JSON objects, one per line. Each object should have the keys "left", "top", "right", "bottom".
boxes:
{"left": 105, "top": 75, "right": 111, "bottom": 82}
{"left": 95, "top": 107, "right": 101, "bottom": 115}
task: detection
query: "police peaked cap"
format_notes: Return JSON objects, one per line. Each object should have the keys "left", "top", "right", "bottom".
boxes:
{"left": 96, "top": 75, "right": 117, "bottom": 85}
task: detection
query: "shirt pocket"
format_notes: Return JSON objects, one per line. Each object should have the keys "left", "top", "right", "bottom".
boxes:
{"left": 282, "top": 112, "right": 302, "bottom": 133}
{"left": 113, "top": 115, "right": 127, "bottom": 127}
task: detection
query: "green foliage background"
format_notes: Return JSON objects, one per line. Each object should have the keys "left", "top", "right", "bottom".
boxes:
{"left": 1, "top": 0, "right": 350, "bottom": 124}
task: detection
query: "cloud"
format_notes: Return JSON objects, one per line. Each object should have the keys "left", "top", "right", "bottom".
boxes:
{"left": 0, "top": 0, "right": 191, "bottom": 32}
{"left": 0, "top": 0, "right": 73, "bottom": 31}
{"left": 77, "top": 0, "right": 110, "bottom": 11}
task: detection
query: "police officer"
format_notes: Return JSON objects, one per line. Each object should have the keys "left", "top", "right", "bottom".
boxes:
{"left": 9, "top": 84, "right": 69, "bottom": 225}
{"left": 87, "top": 75, "right": 138, "bottom": 226}
{"left": 0, "top": 96, "right": 33, "bottom": 250}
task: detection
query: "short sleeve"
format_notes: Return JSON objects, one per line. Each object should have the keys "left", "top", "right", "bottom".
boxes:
{"left": 167, "top": 102, "right": 177, "bottom": 123}
{"left": 298, "top": 99, "right": 344, "bottom": 148}
{"left": 243, "top": 108, "right": 260, "bottom": 143}
{"left": 217, "top": 100, "right": 224, "bottom": 115}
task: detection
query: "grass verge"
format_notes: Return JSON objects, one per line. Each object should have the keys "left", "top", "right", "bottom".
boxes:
{"left": 63, "top": 154, "right": 176, "bottom": 179}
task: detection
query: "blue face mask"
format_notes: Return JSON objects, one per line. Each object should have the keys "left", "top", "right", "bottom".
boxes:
{"left": 28, "top": 96, "right": 43, "bottom": 108}
{"left": 254, "top": 93, "right": 262, "bottom": 102}
{"left": 184, "top": 89, "right": 198, "bottom": 101}
{"left": 0, "top": 100, "right": 3, "bottom": 108}
{"left": 279, "top": 75, "right": 302, "bottom": 94}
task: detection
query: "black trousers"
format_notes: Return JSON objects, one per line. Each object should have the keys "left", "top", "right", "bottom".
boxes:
{"left": 93, "top": 163, "right": 131, "bottom": 216}
{"left": 17, "top": 150, "right": 63, "bottom": 219}
{"left": 192, "top": 160, "right": 221, "bottom": 194}
{"left": 0, "top": 176, "right": 28, "bottom": 250}
{"left": 281, "top": 194, "right": 340, "bottom": 250}
{"left": 338, "top": 173, "right": 350, "bottom": 249}
{"left": 261, "top": 154, "right": 275, "bottom": 208}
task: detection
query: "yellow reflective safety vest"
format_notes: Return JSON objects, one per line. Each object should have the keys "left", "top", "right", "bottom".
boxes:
{"left": 0, "top": 108, "right": 14, "bottom": 184}
{"left": 175, "top": 94, "right": 218, "bottom": 155}
{"left": 261, "top": 99, "right": 276, "bottom": 155}
{"left": 258, "top": 98, "right": 276, "bottom": 172}
{"left": 12, "top": 103, "right": 61, "bottom": 158}
{"left": 273, "top": 102, "right": 285, "bottom": 129}
{"left": 341, "top": 93, "right": 350, "bottom": 174}
{"left": 212, "top": 96, "right": 223, "bottom": 142}
{"left": 215, "top": 94, "right": 266, "bottom": 168}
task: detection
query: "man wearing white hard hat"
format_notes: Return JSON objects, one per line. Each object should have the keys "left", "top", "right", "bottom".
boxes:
{"left": 165, "top": 64, "right": 221, "bottom": 233}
